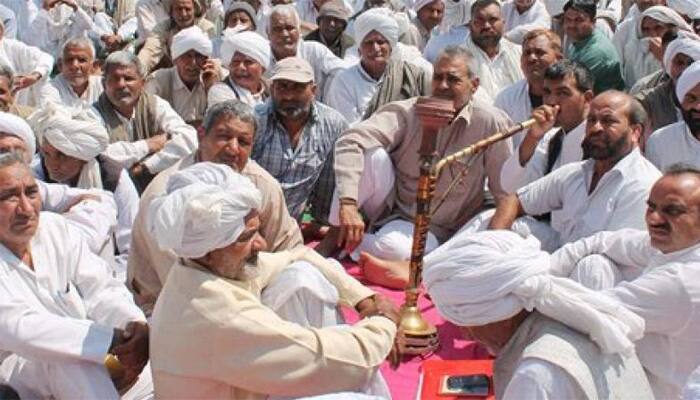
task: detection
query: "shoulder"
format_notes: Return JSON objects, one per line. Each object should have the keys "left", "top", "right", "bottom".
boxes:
{"left": 494, "top": 80, "right": 527, "bottom": 105}
{"left": 146, "top": 67, "right": 174, "bottom": 85}
{"left": 647, "top": 121, "right": 686, "bottom": 145}
{"left": 313, "top": 101, "right": 348, "bottom": 125}
{"left": 152, "top": 20, "right": 171, "bottom": 36}
{"left": 196, "top": 18, "right": 216, "bottom": 35}
{"left": 243, "top": 160, "right": 285, "bottom": 196}
{"left": 472, "top": 99, "right": 513, "bottom": 126}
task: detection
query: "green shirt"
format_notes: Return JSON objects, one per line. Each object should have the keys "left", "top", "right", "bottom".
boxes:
{"left": 567, "top": 30, "right": 625, "bottom": 94}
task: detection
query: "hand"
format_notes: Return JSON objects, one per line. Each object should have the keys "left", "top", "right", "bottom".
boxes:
{"left": 43, "top": 0, "right": 62, "bottom": 10}
{"left": 201, "top": 59, "right": 219, "bottom": 91}
{"left": 337, "top": 201, "right": 365, "bottom": 252}
{"left": 396, "top": 327, "right": 439, "bottom": 356}
{"left": 129, "top": 162, "right": 146, "bottom": 178}
{"left": 145, "top": 134, "right": 167, "bottom": 153}
{"left": 111, "top": 321, "right": 149, "bottom": 375}
{"left": 62, "top": 193, "right": 101, "bottom": 213}
{"left": 648, "top": 36, "right": 664, "bottom": 62}
{"left": 12, "top": 72, "right": 41, "bottom": 93}
{"left": 372, "top": 294, "right": 400, "bottom": 325}
{"left": 101, "top": 34, "right": 123, "bottom": 52}
{"left": 60, "top": 0, "right": 78, "bottom": 10}
{"left": 527, "top": 104, "right": 559, "bottom": 141}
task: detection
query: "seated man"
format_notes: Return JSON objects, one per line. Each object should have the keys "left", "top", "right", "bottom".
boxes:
{"left": 324, "top": 46, "right": 512, "bottom": 288}
{"left": 0, "top": 151, "right": 151, "bottom": 400}
{"left": 91, "top": 51, "right": 198, "bottom": 192}
{"left": 145, "top": 25, "right": 221, "bottom": 127}
{"left": 253, "top": 57, "right": 348, "bottom": 223}
{"left": 28, "top": 0, "right": 95, "bottom": 58}
{"left": 501, "top": 0, "right": 550, "bottom": 44}
{"left": 39, "top": 37, "right": 104, "bottom": 110}
{"left": 0, "top": 66, "right": 34, "bottom": 119}
{"left": 325, "top": 8, "right": 431, "bottom": 125}
{"left": 647, "top": 60, "right": 700, "bottom": 171}
{"left": 304, "top": 1, "right": 354, "bottom": 58}
{"left": 128, "top": 100, "right": 303, "bottom": 315}
{"left": 149, "top": 162, "right": 398, "bottom": 399}
{"left": 549, "top": 166, "right": 700, "bottom": 398}
{"left": 30, "top": 106, "right": 138, "bottom": 281}
{"left": 404, "top": 0, "right": 444, "bottom": 51}
{"left": 423, "top": 230, "right": 654, "bottom": 399}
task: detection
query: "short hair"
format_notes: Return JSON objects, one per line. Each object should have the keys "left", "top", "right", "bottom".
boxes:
{"left": 435, "top": 45, "right": 476, "bottom": 78}
{"left": 61, "top": 37, "right": 95, "bottom": 60}
{"left": 103, "top": 51, "right": 147, "bottom": 79}
{"left": 0, "top": 150, "right": 26, "bottom": 170}
{"left": 543, "top": 59, "right": 594, "bottom": 93}
{"left": 203, "top": 100, "right": 258, "bottom": 135}
{"left": 169, "top": 0, "right": 204, "bottom": 18}
{"left": 664, "top": 163, "right": 700, "bottom": 176}
{"left": 563, "top": 0, "right": 596, "bottom": 20}
{"left": 471, "top": 0, "right": 500, "bottom": 16}
{"left": 627, "top": 96, "right": 647, "bottom": 127}
{"left": 0, "top": 65, "right": 13, "bottom": 83}
{"left": 268, "top": 4, "right": 301, "bottom": 33}
{"left": 522, "top": 29, "right": 562, "bottom": 55}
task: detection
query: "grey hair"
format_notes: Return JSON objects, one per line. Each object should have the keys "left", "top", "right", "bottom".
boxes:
{"left": 0, "top": 65, "right": 13, "bottom": 83}
{"left": 0, "top": 150, "right": 26, "bottom": 169}
{"left": 664, "top": 163, "right": 700, "bottom": 176}
{"left": 61, "top": 37, "right": 96, "bottom": 60}
{"left": 628, "top": 96, "right": 648, "bottom": 127}
{"left": 267, "top": 4, "right": 301, "bottom": 33}
{"left": 435, "top": 45, "right": 476, "bottom": 78}
{"left": 203, "top": 100, "right": 258, "bottom": 134}
{"left": 103, "top": 51, "right": 147, "bottom": 79}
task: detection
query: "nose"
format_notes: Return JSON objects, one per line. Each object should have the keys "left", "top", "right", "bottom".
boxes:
{"left": 646, "top": 207, "right": 664, "bottom": 226}
{"left": 225, "top": 137, "right": 240, "bottom": 154}
{"left": 252, "top": 233, "right": 268, "bottom": 251}
{"left": 17, "top": 191, "right": 34, "bottom": 214}
{"left": 435, "top": 77, "right": 449, "bottom": 90}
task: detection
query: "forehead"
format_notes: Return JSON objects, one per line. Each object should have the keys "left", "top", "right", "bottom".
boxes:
{"left": 0, "top": 163, "right": 34, "bottom": 187}
{"left": 270, "top": 13, "right": 297, "bottom": 26}
{"left": 434, "top": 56, "right": 469, "bottom": 75}
{"left": 63, "top": 45, "right": 93, "bottom": 58}
{"left": 564, "top": 8, "right": 588, "bottom": 19}
{"left": 173, "top": 0, "right": 194, "bottom": 7}
{"left": 106, "top": 64, "right": 141, "bottom": 78}
{"left": 422, "top": 0, "right": 445, "bottom": 10}
{"left": 544, "top": 73, "right": 577, "bottom": 89}
{"left": 590, "top": 94, "right": 627, "bottom": 115}
{"left": 673, "top": 52, "right": 694, "bottom": 64}
{"left": 641, "top": 16, "right": 665, "bottom": 27}
{"left": 474, "top": 4, "right": 501, "bottom": 17}
{"left": 523, "top": 34, "right": 554, "bottom": 51}
{"left": 361, "top": 30, "right": 389, "bottom": 43}
{"left": 232, "top": 51, "right": 259, "bottom": 63}
{"left": 0, "top": 134, "right": 26, "bottom": 148}
{"left": 651, "top": 175, "right": 700, "bottom": 204}
{"left": 210, "top": 115, "right": 255, "bottom": 134}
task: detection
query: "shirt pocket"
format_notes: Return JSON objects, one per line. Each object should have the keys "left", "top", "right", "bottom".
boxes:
{"left": 52, "top": 282, "right": 88, "bottom": 319}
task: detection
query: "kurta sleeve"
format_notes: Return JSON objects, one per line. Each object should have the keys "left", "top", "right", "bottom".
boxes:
{"left": 137, "top": 23, "right": 168, "bottom": 73}
{"left": 516, "top": 163, "right": 577, "bottom": 216}
{"left": 141, "top": 96, "right": 198, "bottom": 173}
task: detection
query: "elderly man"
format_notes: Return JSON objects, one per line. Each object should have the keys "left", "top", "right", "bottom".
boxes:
{"left": 91, "top": 0, "right": 138, "bottom": 53}
{"left": 0, "top": 67, "right": 34, "bottom": 119}
{"left": 267, "top": 5, "right": 347, "bottom": 100}
{"left": 304, "top": 1, "right": 354, "bottom": 58}
{"left": 325, "top": 8, "right": 431, "bottom": 125}
{"left": 30, "top": 106, "right": 138, "bottom": 281}
{"left": 145, "top": 25, "right": 221, "bottom": 127}
{"left": 405, "top": 0, "right": 444, "bottom": 51}
{"left": 549, "top": 167, "right": 700, "bottom": 398}
{"left": 128, "top": 100, "right": 302, "bottom": 315}
{"left": 149, "top": 162, "right": 397, "bottom": 399}
{"left": 208, "top": 30, "right": 271, "bottom": 108}
{"left": 91, "top": 51, "right": 198, "bottom": 192}
{"left": 563, "top": 0, "right": 624, "bottom": 93}
{"left": 40, "top": 37, "right": 103, "bottom": 110}
{"left": 500, "top": 60, "right": 594, "bottom": 194}
{"left": 502, "top": 0, "right": 551, "bottom": 44}
{"left": 253, "top": 57, "right": 347, "bottom": 223}
{"left": 423, "top": 230, "right": 654, "bottom": 399}
{"left": 0, "top": 151, "right": 152, "bottom": 400}
{"left": 137, "top": 0, "right": 215, "bottom": 73}
{"left": 647, "top": 61, "right": 700, "bottom": 171}
{"left": 494, "top": 29, "right": 562, "bottom": 148}
{"left": 323, "top": 46, "right": 512, "bottom": 288}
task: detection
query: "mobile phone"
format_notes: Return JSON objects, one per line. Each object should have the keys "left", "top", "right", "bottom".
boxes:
{"left": 438, "top": 374, "right": 490, "bottom": 397}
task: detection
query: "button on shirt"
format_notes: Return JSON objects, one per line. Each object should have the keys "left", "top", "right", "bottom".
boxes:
{"left": 517, "top": 148, "right": 661, "bottom": 246}
{"left": 253, "top": 101, "right": 349, "bottom": 222}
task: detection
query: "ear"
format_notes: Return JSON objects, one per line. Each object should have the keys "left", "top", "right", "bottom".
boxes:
{"left": 583, "top": 89, "right": 594, "bottom": 103}
{"left": 470, "top": 76, "right": 480, "bottom": 94}
{"left": 197, "top": 125, "right": 206, "bottom": 142}
{"left": 310, "top": 83, "right": 317, "bottom": 96}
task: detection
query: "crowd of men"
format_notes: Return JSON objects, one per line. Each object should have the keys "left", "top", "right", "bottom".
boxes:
{"left": 2, "top": 0, "right": 700, "bottom": 398}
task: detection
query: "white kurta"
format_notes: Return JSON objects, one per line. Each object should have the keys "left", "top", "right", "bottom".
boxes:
{"left": 325, "top": 63, "right": 379, "bottom": 126}
{"left": 646, "top": 121, "right": 700, "bottom": 172}
{"left": 28, "top": 4, "right": 95, "bottom": 58}
{"left": 551, "top": 229, "right": 700, "bottom": 399}
{"left": 0, "top": 4, "right": 17, "bottom": 39}
{"left": 39, "top": 74, "right": 104, "bottom": 110}
{"left": 517, "top": 148, "right": 661, "bottom": 246}
{"left": 464, "top": 36, "right": 524, "bottom": 99}
{"left": 423, "top": 24, "right": 469, "bottom": 63}
{"left": 89, "top": 95, "right": 199, "bottom": 173}
{"left": 0, "top": 0, "right": 39, "bottom": 43}
{"left": 208, "top": 79, "right": 267, "bottom": 109}
{"left": 493, "top": 79, "right": 532, "bottom": 149}
{"left": 135, "top": 0, "right": 169, "bottom": 45}
{"left": 502, "top": 0, "right": 551, "bottom": 44}
{"left": 502, "top": 358, "right": 584, "bottom": 400}
{"left": 0, "top": 37, "right": 54, "bottom": 107}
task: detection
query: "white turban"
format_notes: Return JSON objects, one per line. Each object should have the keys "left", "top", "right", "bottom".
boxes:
{"left": 676, "top": 60, "right": 700, "bottom": 101}
{"left": 667, "top": 0, "right": 700, "bottom": 17}
{"left": 354, "top": 8, "right": 400, "bottom": 49}
{"left": 424, "top": 230, "right": 645, "bottom": 354}
{"left": 414, "top": 0, "right": 443, "bottom": 12}
{"left": 636, "top": 6, "right": 692, "bottom": 38}
{"left": 29, "top": 105, "right": 110, "bottom": 189}
{"left": 148, "top": 162, "right": 262, "bottom": 259}
{"left": 663, "top": 37, "right": 700, "bottom": 75}
{"left": 0, "top": 112, "right": 35, "bottom": 163}
{"left": 220, "top": 30, "right": 271, "bottom": 69}
{"left": 171, "top": 26, "right": 213, "bottom": 61}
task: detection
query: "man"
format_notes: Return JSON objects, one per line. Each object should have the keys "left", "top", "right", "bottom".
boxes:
{"left": 0, "top": 151, "right": 152, "bottom": 400}
{"left": 149, "top": 162, "right": 398, "bottom": 399}
{"left": 0, "top": 67, "right": 34, "bottom": 119}
{"left": 145, "top": 25, "right": 221, "bottom": 127}
{"left": 304, "top": 1, "right": 354, "bottom": 58}
{"left": 91, "top": 0, "right": 138, "bottom": 53}
{"left": 267, "top": 5, "right": 347, "bottom": 100}
{"left": 423, "top": 229, "right": 654, "bottom": 399}
{"left": 28, "top": 0, "right": 95, "bottom": 58}
{"left": 325, "top": 8, "right": 431, "bottom": 125}
{"left": 500, "top": 60, "right": 593, "bottom": 194}
{"left": 563, "top": 0, "right": 625, "bottom": 93}
{"left": 137, "top": 0, "right": 215, "bottom": 73}
{"left": 494, "top": 29, "right": 563, "bottom": 148}
{"left": 40, "top": 37, "right": 103, "bottom": 110}
{"left": 295, "top": 0, "right": 352, "bottom": 32}
{"left": 488, "top": 91, "right": 661, "bottom": 259}
{"left": 208, "top": 30, "right": 271, "bottom": 108}
{"left": 30, "top": 106, "right": 138, "bottom": 281}
{"left": 135, "top": 0, "right": 169, "bottom": 43}
{"left": 549, "top": 167, "right": 700, "bottom": 398}
{"left": 502, "top": 0, "right": 551, "bottom": 44}
{"left": 325, "top": 46, "right": 512, "bottom": 288}
{"left": 91, "top": 51, "right": 198, "bottom": 191}
{"left": 405, "top": 0, "right": 444, "bottom": 51}
{"left": 647, "top": 61, "right": 700, "bottom": 171}
{"left": 127, "top": 100, "right": 302, "bottom": 315}
{"left": 253, "top": 57, "right": 348, "bottom": 222}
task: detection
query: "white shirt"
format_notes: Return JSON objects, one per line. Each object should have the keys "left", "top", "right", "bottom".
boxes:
{"left": 40, "top": 74, "right": 104, "bottom": 110}
{"left": 0, "top": 37, "right": 54, "bottom": 107}
{"left": 325, "top": 63, "right": 379, "bottom": 126}
{"left": 423, "top": 24, "right": 469, "bottom": 63}
{"left": 145, "top": 68, "right": 207, "bottom": 124}
{"left": 0, "top": 212, "right": 144, "bottom": 366}
{"left": 493, "top": 79, "right": 533, "bottom": 149}
{"left": 208, "top": 78, "right": 267, "bottom": 109}
{"left": 296, "top": 0, "right": 353, "bottom": 24}
{"left": 613, "top": 17, "right": 661, "bottom": 89}
{"left": 0, "top": 4, "right": 17, "bottom": 39}
{"left": 90, "top": 95, "right": 198, "bottom": 173}
{"left": 502, "top": 0, "right": 551, "bottom": 44}
{"left": 503, "top": 358, "right": 584, "bottom": 400}
{"left": 0, "top": 0, "right": 39, "bottom": 43}
{"left": 646, "top": 121, "right": 700, "bottom": 172}
{"left": 464, "top": 36, "right": 523, "bottom": 99}
{"left": 551, "top": 229, "right": 700, "bottom": 399}
{"left": 28, "top": 4, "right": 95, "bottom": 58}
{"left": 517, "top": 148, "right": 661, "bottom": 246}
{"left": 135, "top": 0, "right": 168, "bottom": 44}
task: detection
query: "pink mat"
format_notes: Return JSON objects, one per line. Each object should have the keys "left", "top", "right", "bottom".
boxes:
{"left": 339, "top": 260, "right": 491, "bottom": 399}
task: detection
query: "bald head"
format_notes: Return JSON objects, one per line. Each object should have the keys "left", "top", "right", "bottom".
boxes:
{"left": 583, "top": 91, "right": 644, "bottom": 161}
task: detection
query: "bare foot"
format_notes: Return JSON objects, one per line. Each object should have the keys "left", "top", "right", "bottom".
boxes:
{"left": 314, "top": 226, "right": 340, "bottom": 257}
{"left": 359, "top": 252, "right": 410, "bottom": 290}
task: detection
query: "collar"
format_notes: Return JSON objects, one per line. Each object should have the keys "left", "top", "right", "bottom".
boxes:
{"left": 173, "top": 69, "right": 202, "bottom": 92}
{"left": 452, "top": 99, "right": 475, "bottom": 126}
{"left": 572, "top": 30, "right": 597, "bottom": 49}
{"left": 357, "top": 62, "right": 381, "bottom": 83}
{"left": 585, "top": 147, "right": 644, "bottom": 181}
{"left": 469, "top": 36, "right": 503, "bottom": 60}
{"left": 263, "top": 99, "right": 320, "bottom": 127}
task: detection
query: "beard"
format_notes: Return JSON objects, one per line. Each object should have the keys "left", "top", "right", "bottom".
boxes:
{"left": 581, "top": 132, "right": 628, "bottom": 160}
{"left": 274, "top": 100, "right": 311, "bottom": 120}
{"left": 682, "top": 109, "right": 700, "bottom": 138}
{"left": 472, "top": 33, "right": 502, "bottom": 50}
